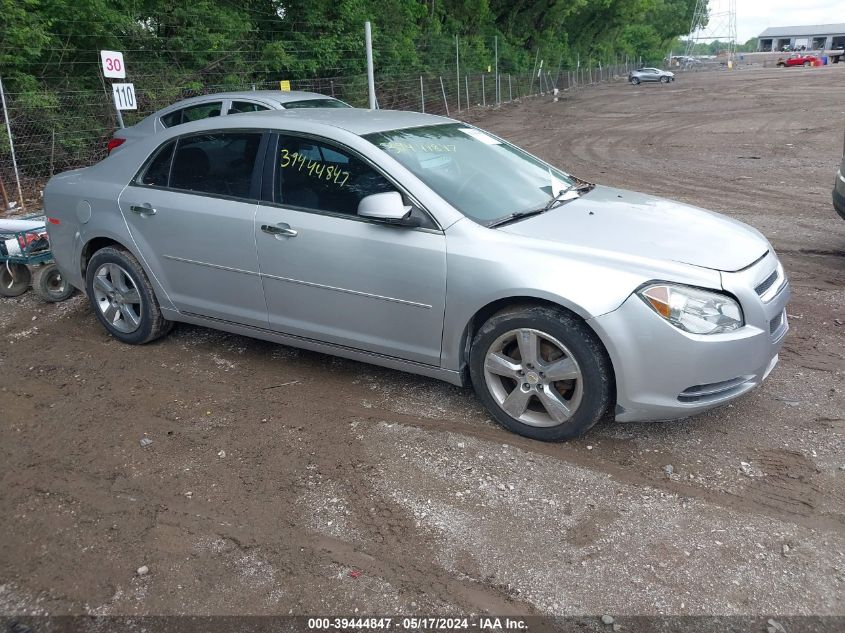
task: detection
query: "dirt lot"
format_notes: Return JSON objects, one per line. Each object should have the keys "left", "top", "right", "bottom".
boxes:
{"left": 1, "top": 66, "right": 843, "bottom": 625}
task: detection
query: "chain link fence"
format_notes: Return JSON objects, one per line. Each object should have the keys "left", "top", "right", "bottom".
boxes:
{"left": 1, "top": 53, "right": 644, "bottom": 213}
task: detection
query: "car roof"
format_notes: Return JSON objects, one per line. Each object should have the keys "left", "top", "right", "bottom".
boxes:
{"left": 159, "top": 90, "right": 341, "bottom": 110}
{"left": 125, "top": 90, "right": 350, "bottom": 134}
{"left": 173, "top": 107, "right": 455, "bottom": 136}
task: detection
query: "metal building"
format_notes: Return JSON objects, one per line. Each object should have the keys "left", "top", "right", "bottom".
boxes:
{"left": 757, "top": 24, "right": 845, "bottom": 52}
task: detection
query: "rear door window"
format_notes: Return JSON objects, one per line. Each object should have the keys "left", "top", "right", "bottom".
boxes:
{"left": 139, "top": 141, "right": 175, "bottom": 186}
{"left": 160, "top": 102, "right": 223, "bottom": 128}
{"left": 168, "top": 132, "right": 263, "bottom": 199}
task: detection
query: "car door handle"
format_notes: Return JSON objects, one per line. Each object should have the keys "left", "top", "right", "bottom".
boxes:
{"left": 129, "top": 204, "right": 157, "bottom": 216}
{"left": 261, "top": 223, "right": 298, "bottom": 238}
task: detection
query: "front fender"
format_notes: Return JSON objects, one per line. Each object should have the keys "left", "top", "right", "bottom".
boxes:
{"left": 439, "top": 219, "right": 723, "bottom": 372}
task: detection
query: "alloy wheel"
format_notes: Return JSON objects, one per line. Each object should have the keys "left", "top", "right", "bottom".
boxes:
{"left": 483, "top": 328, "right": 583, "bottom": 427}
{"left": 92, "top": 263, "right": 143, "bottom": 333}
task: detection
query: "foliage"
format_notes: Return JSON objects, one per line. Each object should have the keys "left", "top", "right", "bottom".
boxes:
{"left": 0, "top": 0, "right": 703, "bottom": 182}
{"left": 676, "top": 37, "right": 755, "bottom": 56}
{"left": 1, "top": 0, "right": 703, "bottom": 91}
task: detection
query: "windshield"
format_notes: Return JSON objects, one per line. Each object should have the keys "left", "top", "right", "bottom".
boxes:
{"left": 364, "top": 123, "right": 574, "bottom": 224}
{"left": 283, "top": 98, "right": 351, "bottom": 109}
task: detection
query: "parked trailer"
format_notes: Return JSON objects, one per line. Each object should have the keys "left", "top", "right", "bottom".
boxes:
{"left": 0, "top": 216, "right": 75, "bottom": 301}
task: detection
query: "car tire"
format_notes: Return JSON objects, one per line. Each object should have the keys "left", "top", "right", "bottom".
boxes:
{"left": 0, "top": 263, "right": 31, "bottom": 297}
{"left": 777, "top": 63, "right": 785, "bottom": 67}
{"left": 469, "top": 305, "right": 613, "bottom": 441}
{"left": 32, "top": 263, "right": 75, "bottom": 302}
{"left": 660, "top": 76, "right": 670, "bottom": 83}
{"left": 85, "top": 246, "right": 173, "bottom": 344}
{"left": 630, "top": 77, "right": 640, "bottom": 85}
{"left": 803, "top": 61, "right": 810, "bottom": 67}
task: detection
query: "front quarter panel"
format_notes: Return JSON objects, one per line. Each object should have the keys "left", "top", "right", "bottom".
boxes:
{"left": 440, "top": 218, "right": 724, "bottom": 372}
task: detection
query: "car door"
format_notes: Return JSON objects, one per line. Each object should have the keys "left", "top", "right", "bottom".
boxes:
{"left": 119, "top": 130, "right": 269, "bottom": 327}
{"left": 254, "top": 133, "right": 447, "bottom": 366}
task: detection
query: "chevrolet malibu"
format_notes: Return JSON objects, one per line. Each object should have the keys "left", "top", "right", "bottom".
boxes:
{"left": 44, "top": 109, "right": 790, "bottom": 441}
{"left": 107, "top": 90, "right": 350, "bottom": 154}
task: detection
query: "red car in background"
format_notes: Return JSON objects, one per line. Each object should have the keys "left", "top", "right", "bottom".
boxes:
{"left": 777, "top": 54, "right": 819, "bottom": 67}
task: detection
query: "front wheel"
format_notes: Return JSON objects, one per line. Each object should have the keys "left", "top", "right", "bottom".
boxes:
{"left": 85, "top": 246, "right": 173, "bottom": 344}
{"left": 660, "top": 76, "right": 670, "bottom": 83}
{"left": 803, "top": 61, "right": 811, "bottom": 67}
{"left": 469, "top": 306, "right": 613, "bottom": 441}
{"left": 630, "top": 77, "right": 640, "bottom": 85}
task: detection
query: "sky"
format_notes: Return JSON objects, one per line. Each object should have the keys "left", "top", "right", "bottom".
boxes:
{"left": 700, "top": 0, "right": 845, "bottom": 42}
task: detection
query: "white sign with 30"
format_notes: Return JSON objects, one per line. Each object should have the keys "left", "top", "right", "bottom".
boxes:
{"left": 100, "top": 50, "right": 126, "bottom": 79}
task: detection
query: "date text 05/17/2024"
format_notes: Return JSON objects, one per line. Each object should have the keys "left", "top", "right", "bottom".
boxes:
{"left": 307, "top": 617, "right": 528, "bottom": 630}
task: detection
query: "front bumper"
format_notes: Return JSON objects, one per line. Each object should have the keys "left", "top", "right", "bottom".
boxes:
{"left": 589, "top": 251, "right": 790, "bottom": 422}
{"left": 833, "top": 169, "right": 845, "bottom": 220}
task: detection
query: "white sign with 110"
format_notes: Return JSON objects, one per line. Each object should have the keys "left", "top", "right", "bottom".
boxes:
{"left": 112, "top": 83, "right": 137, "bottom": 110}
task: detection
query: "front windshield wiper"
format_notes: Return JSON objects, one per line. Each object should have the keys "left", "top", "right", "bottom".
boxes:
{"left": 486, "top": 182, "right": 595, "bottom": 229}
{"left": 543, "top": 183, "right": 594, "bottom": 211}
{"left": 485, "top": 207, "right": 549, "bottom": 228}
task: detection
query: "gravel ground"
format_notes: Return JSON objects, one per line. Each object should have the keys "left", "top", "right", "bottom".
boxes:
{"left": 1, "top": 65, "right": 843, "bottom": 626}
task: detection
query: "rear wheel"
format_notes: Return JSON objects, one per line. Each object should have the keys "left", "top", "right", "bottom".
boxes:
{"left": 630, "top": 77, "right": 640, "bottom": 85}
{"left": 469, "top": 305, "right": 613, "bottom": 441}
{"left": 32, "top": 263, "right": 75, "bottom": 302}
{"left": 0, "top": 263, "right": 31, "bottom": 297}
{"left": 85, "top": 246, "right": 172, "bottom": 344}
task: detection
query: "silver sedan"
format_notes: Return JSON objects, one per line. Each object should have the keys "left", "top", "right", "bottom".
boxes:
{"left": 45, "top": 109, "right": 789, "bottom": 441}
{"left": 108, "top": 90, "right": 350, "bottom": 154}
{"left": 629, "top": 68, "right": 675, "bottom": 84}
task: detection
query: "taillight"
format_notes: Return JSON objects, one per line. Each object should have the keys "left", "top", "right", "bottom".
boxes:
{"left": 47, "top": 217, "right": 61, "bottom": 225}
{"left": 107, "top": 137, "right": 126, "bottom": 154}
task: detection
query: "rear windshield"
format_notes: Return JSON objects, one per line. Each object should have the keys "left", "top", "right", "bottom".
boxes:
{"left": 282, "top": 98, "right": 350, "bottom": 109}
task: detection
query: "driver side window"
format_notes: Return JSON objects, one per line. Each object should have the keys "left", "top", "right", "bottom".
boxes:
{"left": 275, "top": 135, "right": 395, "bottom": 216}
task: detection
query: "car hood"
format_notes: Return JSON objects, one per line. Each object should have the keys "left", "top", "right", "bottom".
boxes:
{"left": 498, "top": 185, "right": 769, "bottom": 272}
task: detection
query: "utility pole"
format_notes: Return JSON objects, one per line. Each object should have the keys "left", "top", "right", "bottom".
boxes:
{"left": 455, "top": 35, "right": 461, "bottom": 111}
{"left": 528, "top": 49, "right": 540, "bottom": 95}
{"left": 365, "top": 22, "right": 376, "bottom": 109}
{"left": 494, "top": 36, "right": 499, "bottom": 104}
{"left": 0, "top": 75, "right": 24, "bottom": 212}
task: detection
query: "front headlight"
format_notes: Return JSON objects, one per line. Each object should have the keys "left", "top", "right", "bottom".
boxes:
{"left": 638, "top": 283, "right": 743, "bottom": 334}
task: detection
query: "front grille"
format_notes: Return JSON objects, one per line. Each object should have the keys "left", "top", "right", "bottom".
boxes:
{"left": 678, "top": 376, "right": 751, "bottom": 403}
{"left": 755, "top": 268, "right": 779, "bottom": 297}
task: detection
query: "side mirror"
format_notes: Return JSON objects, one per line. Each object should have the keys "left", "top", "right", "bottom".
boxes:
{"left": 357, "top": 191, "right": 413, "bottom": 223}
